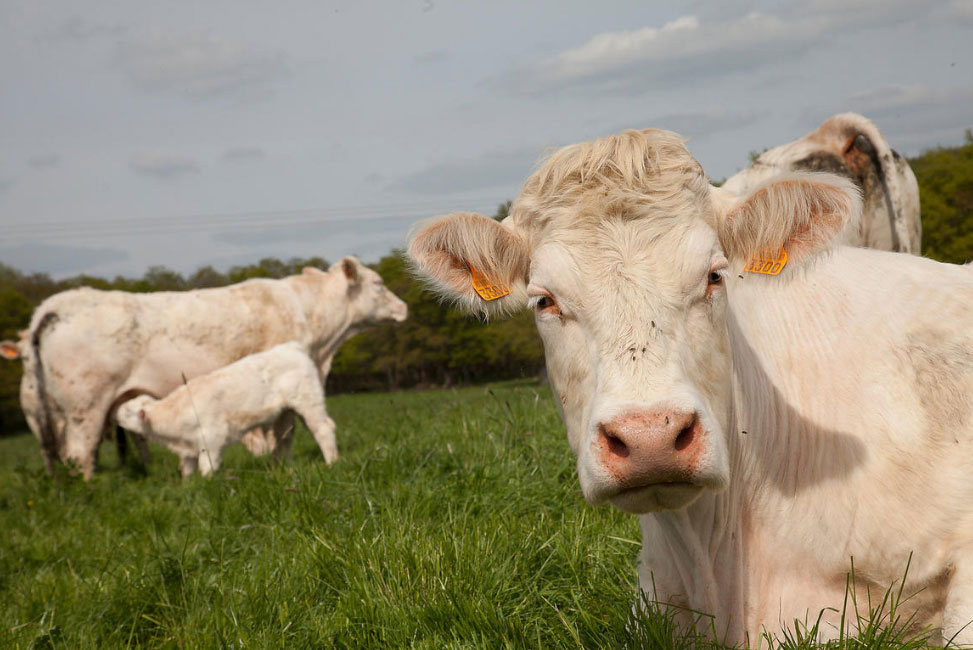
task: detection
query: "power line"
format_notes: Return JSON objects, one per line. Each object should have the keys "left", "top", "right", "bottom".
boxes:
{"left": 1, "top": 194, "right": 511, "bottom": 242}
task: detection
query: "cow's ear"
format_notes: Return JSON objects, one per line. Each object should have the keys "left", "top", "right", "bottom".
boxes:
{"left": 710, "top": 172, "right": 861, "bottom": 267}
{"left": 0, "top": 341, "right": 20, "bottom": 360}
{"left": 138, "top": 409, "right": 147, "bottom": 422}
{"left": 340, "top": 257, "right": 360, "bottom": 286}
{"left": 408, "top": 211, "right": 529, "bottom": 319}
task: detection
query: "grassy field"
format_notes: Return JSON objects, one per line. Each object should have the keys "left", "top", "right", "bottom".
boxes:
{"left": 0, "top": 381, "right": 941, "bottom": 649}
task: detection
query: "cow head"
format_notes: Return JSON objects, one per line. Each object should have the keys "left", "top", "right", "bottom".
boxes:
{"left": 322, "top": 256, "right": 408, "bottom": 325}
{"left": 115, "top": 395, "right": 156, "bottom": 434}
{"left": 410, "top": 129, "right": 859, "bottom": 514}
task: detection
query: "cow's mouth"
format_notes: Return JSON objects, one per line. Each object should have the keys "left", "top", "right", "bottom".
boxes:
{"left": 608, "top": 482, "right": 704, "bottom": 514}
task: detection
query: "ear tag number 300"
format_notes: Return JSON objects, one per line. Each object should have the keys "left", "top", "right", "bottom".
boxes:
{"left": 467, "top": 262, "right": 511, "bottom": 301}
{"left": 745, "top": 248, "right": 788, "bottom": 275}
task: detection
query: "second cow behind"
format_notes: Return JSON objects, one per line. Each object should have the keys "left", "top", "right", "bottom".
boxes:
{"left": 116, "top": 342, "right": 335, "bottom": 477}
{"left": 24, "top": 256, "right": 407, "bottom": 479}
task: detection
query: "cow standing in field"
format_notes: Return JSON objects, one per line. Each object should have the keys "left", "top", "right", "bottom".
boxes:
{"left": 116, "top": 342, "right": 336, "bottom": 477}
{"left": 724, "top": 112, "right": 920, "bottom": 254}
{"left": 408, "top": 129, "right": 973, "bottom": 645}
{"left": 26, "top": 256, "right": 407, "bottom": 479}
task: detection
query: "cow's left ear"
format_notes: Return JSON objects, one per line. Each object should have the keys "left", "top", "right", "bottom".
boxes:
{"left": 710, "top": 172, "right": 861, "bottom": 267}
{"left": 408, "top": 211, "right": 529, "bottom": 319}
{"left": 0, "top": 341, "right": 20, "bottom": 360}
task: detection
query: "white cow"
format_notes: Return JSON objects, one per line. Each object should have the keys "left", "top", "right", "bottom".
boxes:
{"left": 116, "top": 342, "right": 336, "bottom": 477}
{"left": 724, "top": 112, "right": 921, "bottom": 253}
{"left": 408, "top": 129, "right": 973, "bottom": 645}
{"left": 26, "top": 257, "right": 407, "bottom": 479}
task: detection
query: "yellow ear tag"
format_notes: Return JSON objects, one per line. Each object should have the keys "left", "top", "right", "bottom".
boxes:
{"left": 467, "top": 263, "right": 511, "bottom": 301}
{"left": 745, "top": 248, "right": 788, "bottom": 275}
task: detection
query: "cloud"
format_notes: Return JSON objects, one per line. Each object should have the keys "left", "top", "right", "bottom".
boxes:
{"left": 415, "top": 50, "right": 448, "bottom": 64}
{"left": 41, "top": 16, "right": 126, "bottom": 43}
{"left": 945, "top": 0, "right": 973, "bottom": 23}
{"left": 609, "top": 108, "right": 767, "bottom": 140}
{"left": 492, "top": 2, "right": 933, "bottom": 96}
{"left": 222, "top": 146, "right": 266, "bottom": 162}
{"left": 129, "top": 150, "right": 200, "bottom": 179}
{"left": 391, "top": 146, "right": 541, "bottom": 194}
{"left": 115, "top": 32, "right": 288, "bottom": 100}
{"left": 0, "top": 242, "right": 130, "bottom": 276}
{"left": 28, "top": 154, "right": 60, "bottom": 169}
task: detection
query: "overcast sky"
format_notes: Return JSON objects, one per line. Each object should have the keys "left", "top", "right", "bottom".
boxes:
{"left": 1, "top": 0, "right": 970, "bottom": 279}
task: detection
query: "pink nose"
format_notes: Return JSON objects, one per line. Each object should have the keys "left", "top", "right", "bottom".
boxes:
{"left": 597, "top": 409, "right": 704, "bottom": 488}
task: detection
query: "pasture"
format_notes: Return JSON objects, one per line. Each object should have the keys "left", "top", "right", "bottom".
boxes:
{"left": 0, "top": 382, "right": 939, "bottom": 649}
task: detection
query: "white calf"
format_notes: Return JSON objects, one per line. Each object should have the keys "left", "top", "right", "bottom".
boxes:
{"left": 115, "top": 342, "right": 337, "bottom": 477}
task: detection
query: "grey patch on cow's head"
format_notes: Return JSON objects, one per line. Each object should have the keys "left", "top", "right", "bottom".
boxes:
{"left": 792, "top": 153, "right": 851, "bottom": 179}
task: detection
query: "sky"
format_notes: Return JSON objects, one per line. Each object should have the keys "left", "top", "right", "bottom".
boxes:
{"left": 1, "top": 0, "right": 971, "bottom": 279}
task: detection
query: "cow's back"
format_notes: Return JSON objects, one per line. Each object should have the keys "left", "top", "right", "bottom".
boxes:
{"left": 33, "top": 279, "right": 310, "bottom": 408}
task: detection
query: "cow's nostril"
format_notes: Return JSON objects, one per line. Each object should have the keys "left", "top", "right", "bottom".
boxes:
{"left": 674, "top": 419, "right": 696, "bottom": 452}
{"left": 606, "top": 434, "right": 629, "bottom": 458}
{"left": 599, "top": 423, "right": 630, "bottom": 458}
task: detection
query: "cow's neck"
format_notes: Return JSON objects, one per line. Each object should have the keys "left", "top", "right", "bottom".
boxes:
{"left": 287, "top": 275, "right": 362, "bottom": 358}
{"left": 641, "top": 251, "right": 863, "bottom": 641}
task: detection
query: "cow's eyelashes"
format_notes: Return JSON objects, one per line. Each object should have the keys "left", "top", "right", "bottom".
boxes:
{"left": 528, "top": 293, "right": 561, "bottom": 316}
{"left": 705, "top": 266, "right": 726, "bottom": 299}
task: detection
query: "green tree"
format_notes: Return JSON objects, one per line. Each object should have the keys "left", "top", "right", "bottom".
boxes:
{"left": 910, "top": 140, "right": 973, "bottom": 263}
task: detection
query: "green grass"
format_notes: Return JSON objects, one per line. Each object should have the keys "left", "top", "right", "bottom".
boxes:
{"left": 0, "top": 382, "right": 943, "bottom": 649}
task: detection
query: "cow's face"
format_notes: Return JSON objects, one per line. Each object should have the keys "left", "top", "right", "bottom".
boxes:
{"left": 322, "top": 257, "right": 408, "bottom": 325}
{"left": 527, "top": 218, "right": 733, "bottom": 513}
{"left": 410, "top": 129, "right": 858, "bottom": 515}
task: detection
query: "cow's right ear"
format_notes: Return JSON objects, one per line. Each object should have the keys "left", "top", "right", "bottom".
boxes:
{"left": 709, "top": 172, "right": 860, "bottom": 268}
{"left": 0, "top": 341, "right": 20, "bottom": 360}
{"left": 408, "top": 212, "right": 529, "bottom": 319}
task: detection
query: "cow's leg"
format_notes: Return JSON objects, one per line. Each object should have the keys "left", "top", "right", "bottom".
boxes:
{"left": 130, "top": 432, "right": 152, "bottom": 466}
{"left": 943, "top": 546, "right": 973, "bottom": 646}
{"left": 270, "top": 411, "right": 296, "bottom": 461}
{"left": 197, "top": 446, "right": 222, "bottom": 477}
{"left": 115, "top": 425, "right": 128, "bottom": 462}
{"left": 63, "top": 415, "right": 108, "bottom": 480}
{"left": 296, "top": 401, "right": 338, "bottom": 464}
{"left": 179, "top": 455, "right": 198, "bottom": 478}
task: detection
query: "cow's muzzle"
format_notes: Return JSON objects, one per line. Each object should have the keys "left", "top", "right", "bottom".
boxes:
{"left": 593, "top": 408, "right": 709, "bottom": 512}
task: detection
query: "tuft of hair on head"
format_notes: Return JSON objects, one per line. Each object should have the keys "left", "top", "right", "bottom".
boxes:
{"left": 714, "top": 171, "right": 862, "bottom": 265}
{"left": 408, "top": 212, "right": 529, "bottom": 320}
{"left": 512, "top": 128, "right": 711, "bottom": 232}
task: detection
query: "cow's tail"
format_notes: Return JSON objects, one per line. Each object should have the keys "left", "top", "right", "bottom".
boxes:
{"left": 30, "top": 312, "right": 60, "bottom": 473}
{"left": 836, "top": 112, "right": 913, "bottom": 253}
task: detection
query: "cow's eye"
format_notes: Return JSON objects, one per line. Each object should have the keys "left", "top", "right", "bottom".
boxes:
{"left": 529, "top": 293, "right": 560, "bottom": 316}
{"left": 708, "top": 271, "right": 722, "bottom": 285}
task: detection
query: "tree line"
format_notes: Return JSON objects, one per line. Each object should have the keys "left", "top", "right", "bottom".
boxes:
{"left": 2, "top": 138, "right": 972, "bottom": 435}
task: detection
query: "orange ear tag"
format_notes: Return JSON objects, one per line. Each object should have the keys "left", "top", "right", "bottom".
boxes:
{"left": 745, "top": 248, "right": 788, "bottom": 275}
{"left": 467, "top": 263, "right": 511, "bottom": 301}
